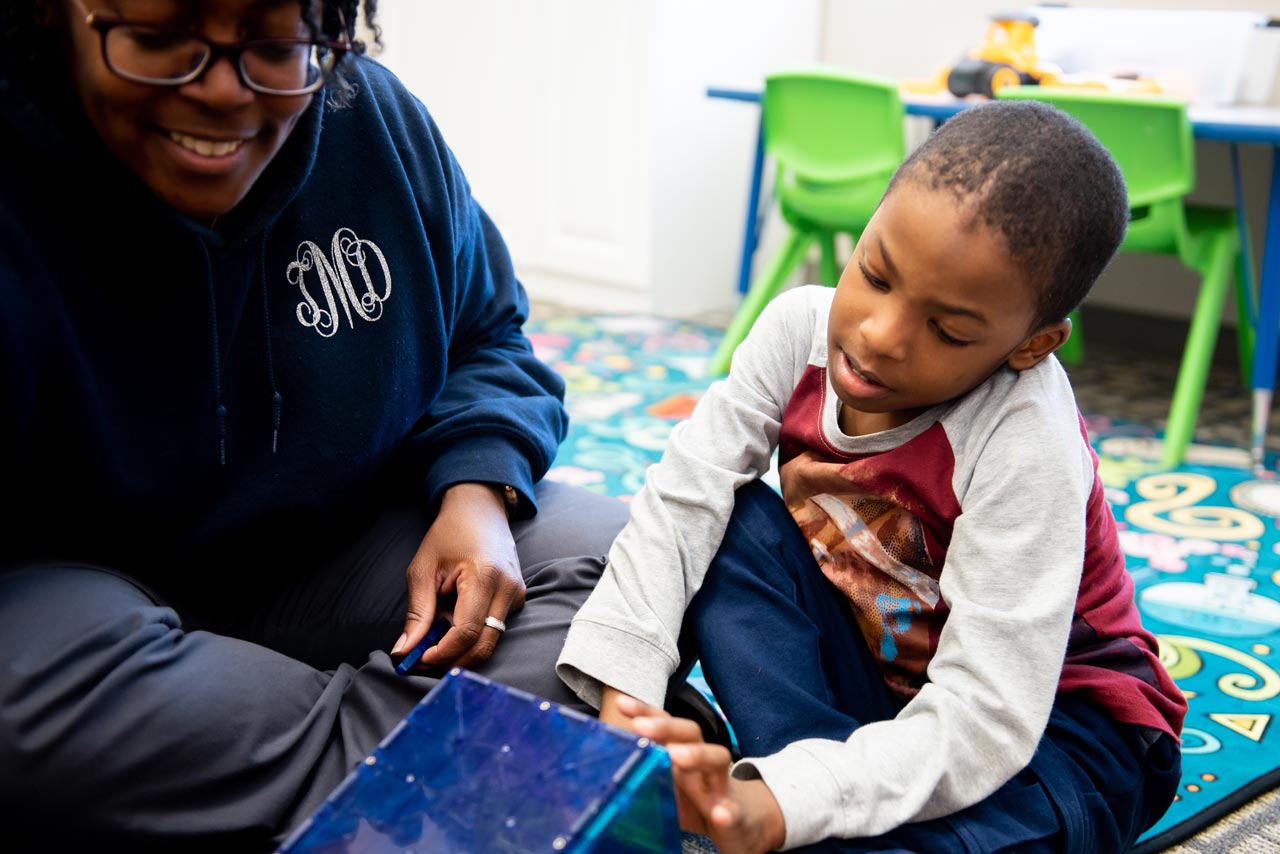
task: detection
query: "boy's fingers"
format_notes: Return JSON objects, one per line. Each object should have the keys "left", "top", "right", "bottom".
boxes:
{"left": 629, "top": 708, "right": 734, "bottom": 833}
{"left": 672, "top": 783, "right": 713, "bottom": 836}
{"left": 615, "top": 693, "right": 663, "bottom": 718}
{"left": 710, "top": 798, "right": 742, "bottom": 829}
{"left": 667, "top": 741, "right": 733, "bottom": 770}
{"left": 668, "top": 744, "right": 732, "bottom": 801}
{"left": 671, "top": 765, "right": 716, "bottom": 810}
{"left": 633, "top": 713, "right": 705, "bottom": 745}
{"left": 668, "top": 747, "right": 732, "bottom": 831}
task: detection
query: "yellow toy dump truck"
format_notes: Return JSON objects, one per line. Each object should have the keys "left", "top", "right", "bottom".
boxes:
{"left": 903, "top": 12, "right": 1161, "bottom": 99}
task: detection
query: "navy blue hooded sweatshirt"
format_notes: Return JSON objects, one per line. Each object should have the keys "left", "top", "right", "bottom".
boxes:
{"left": 0, "top": 56, "right": 567, "bottom": 588}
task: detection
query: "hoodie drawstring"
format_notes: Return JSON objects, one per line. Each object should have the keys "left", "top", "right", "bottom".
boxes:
{"left": 260, "top": 234, "right": 282, "bottom": 454}
{"left": 199, "top": 240, "right": 229, "bottom": 467}
{"left": 200, "top": 233, "right": 283, "bottom": 466}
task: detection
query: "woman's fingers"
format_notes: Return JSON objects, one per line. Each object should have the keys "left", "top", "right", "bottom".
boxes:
{"left": 405, "top": 483, "right": 525, "bottom": 671}
{"left": 424, "top": 554, "right": 524, "bottom": 669}
{"left": 450, "top": 570, "right": 522, "bottom": 669}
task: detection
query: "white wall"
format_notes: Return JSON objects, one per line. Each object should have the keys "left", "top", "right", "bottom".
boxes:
{"left": 365, "top": 2, "right": 1280, "bottom": 324}
{"left": 365, "top": 0, "right": 821, "bottom": 318}
{"left": 646, "top": 1, "right": 821, "bottom": 319}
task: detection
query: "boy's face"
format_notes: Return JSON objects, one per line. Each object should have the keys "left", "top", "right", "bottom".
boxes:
{"left": 827, "top": 180, "right": 1067, "bottom": 437}
{"left": 59, "top": 0, "right": 316, "bottom": 222}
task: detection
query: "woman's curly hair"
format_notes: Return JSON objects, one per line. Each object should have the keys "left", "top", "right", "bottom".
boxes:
{"left": 1, "top": 1, "right": 381, "bottom": 107}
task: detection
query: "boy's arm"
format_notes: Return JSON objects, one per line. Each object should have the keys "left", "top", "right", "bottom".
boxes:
{"left": 556, "top": 288, "right": 822, "bottom": 709}
{"left": 736, "top": 369, "right": 1094, "bottom": 847}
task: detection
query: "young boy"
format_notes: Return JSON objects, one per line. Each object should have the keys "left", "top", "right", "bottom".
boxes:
{"left": 557, "top": 101, "right": 1186, "bottom": 853}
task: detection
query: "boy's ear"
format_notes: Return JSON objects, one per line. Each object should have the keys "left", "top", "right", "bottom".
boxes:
{"left": 1006, "top": 319, "right": 1072, "bottom": 371}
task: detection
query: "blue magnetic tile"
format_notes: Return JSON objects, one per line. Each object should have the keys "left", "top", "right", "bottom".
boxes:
{"left": 278, "top": 669, "right": 680, "bottom": 853}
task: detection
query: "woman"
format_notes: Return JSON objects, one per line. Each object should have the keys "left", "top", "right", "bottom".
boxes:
{"left": 0, "top": 1, "right": 628, "bottom": 849}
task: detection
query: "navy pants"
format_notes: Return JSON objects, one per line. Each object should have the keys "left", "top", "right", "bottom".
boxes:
{"left": 689, "top": 481, "right": 1180, "bottom": 854}
{"left": 0, "top": 481, "right": 629, "bottom": 853}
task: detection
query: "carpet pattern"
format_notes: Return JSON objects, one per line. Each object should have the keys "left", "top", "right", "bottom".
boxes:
{"left": 525, "top": 311, "right": 1280, "bottom": 852}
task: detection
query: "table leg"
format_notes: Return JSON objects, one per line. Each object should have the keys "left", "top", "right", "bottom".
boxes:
{"left": 735, "top": 109, "right": 767, "bottom": 295}
{"left": 1231, "top": 144, "right": 1257, "bottom": 376}
{"left": 1250, "top": 144, "right": 1280, "bottom": 475}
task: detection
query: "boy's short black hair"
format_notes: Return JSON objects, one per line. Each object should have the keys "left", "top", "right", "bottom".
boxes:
{"left": 887, "top": 100, "right": 1128, "bottom": 332}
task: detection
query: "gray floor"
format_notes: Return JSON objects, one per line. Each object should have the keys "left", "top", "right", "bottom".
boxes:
{"left": 1160, "top": 787, "right": 1280, "bottom": 854}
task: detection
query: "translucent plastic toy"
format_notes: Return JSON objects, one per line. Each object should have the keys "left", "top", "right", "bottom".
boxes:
{"left": 277, "top": 668, "right": 681, "bottom": 853}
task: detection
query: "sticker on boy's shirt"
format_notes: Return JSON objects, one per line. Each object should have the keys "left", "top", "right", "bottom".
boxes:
{"left": 794, "top": 490, "right": 945, "bottom": 700}
{"left": 806, "top": 492, "right": 940, "bottom": 605}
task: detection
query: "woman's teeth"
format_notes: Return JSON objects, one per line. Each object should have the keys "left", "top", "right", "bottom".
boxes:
{"left": 168, "top": 131, "right": 244, "bottom": 157}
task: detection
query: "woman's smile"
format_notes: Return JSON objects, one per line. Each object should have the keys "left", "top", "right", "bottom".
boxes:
{"left": 161, "top": 127, "right": 253, "bottom": 175}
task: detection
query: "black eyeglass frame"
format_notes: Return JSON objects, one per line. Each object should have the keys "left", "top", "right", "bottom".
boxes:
{"left": 80, "top": 9, "right": 351, "bottom": 96}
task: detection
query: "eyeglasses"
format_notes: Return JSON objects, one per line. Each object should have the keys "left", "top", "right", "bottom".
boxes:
{"left": 74, "top": 1, "right": 350, "bottom": 96}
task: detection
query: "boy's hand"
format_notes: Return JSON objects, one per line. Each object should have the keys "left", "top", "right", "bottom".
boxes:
{"left": 615, "top": 695, "right": 786, "bottom": 854}
{"left": 599, "top": 685, "right": 641, "bottom": 732}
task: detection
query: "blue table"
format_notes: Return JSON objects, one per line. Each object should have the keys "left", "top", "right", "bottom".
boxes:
{"left": 709, "top": 87, "right": 1280, "bottom": 470}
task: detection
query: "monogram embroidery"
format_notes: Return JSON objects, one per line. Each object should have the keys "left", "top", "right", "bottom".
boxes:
{"left": 288, "top": 228, "right": 392, "bottom": 337}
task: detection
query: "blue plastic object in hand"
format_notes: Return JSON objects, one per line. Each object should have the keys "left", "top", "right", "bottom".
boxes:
{"left": 276, "top": 668, "right": 681, "bottom": 853}
{"left": 393, "top": 617, "right": 451, "bottom": 675}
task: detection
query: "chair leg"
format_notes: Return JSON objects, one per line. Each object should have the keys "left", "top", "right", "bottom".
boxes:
{"left": 1162, "top": 235, "right": 1236, "bottom": 468}
{"left": 1232, "top": 248, "right": 1255, "bottom": 389}
{"left": 818, "top": 230, "right": 841, "bottom": 288}
{"left": 1058, "top": 309, "right": 1084, "bottom": 366}
{"left": 710, "top": 228, "right": 814, "bottom": 375}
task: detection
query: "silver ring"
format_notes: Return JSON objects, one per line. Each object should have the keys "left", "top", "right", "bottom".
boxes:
{"left": 484, "top": 616, "right": 507, "bottom": 633}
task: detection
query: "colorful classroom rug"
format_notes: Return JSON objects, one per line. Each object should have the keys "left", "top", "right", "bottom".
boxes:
{"left": 525, "top": 313, "right": 1280, "bottom": 852}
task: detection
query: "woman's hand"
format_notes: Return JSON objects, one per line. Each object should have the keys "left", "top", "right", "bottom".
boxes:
{"left": 391, "top": 482, "right": 525, "bottom": 670}
{"left": 614, "top": 695, "right": 786, "bottom": 854}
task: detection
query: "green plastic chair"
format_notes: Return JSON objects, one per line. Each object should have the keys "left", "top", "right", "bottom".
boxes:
{"left": 709, "top": 69, "right": 906, "bottom": 375}
{"left": 997, "top": 87, "right": 1251, "bottom": 468}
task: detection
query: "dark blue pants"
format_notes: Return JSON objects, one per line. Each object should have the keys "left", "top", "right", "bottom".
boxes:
{"left": 689, "top": 480, "right": 1180, "bottom": 854}
{"left": 0, "top": 482, "right": 628, "bottom": 853}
